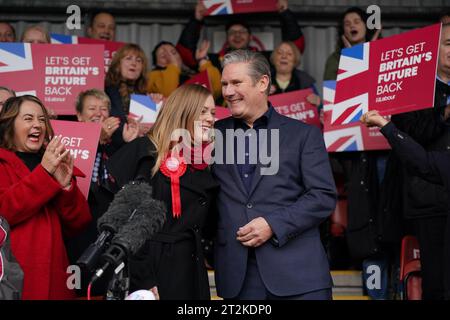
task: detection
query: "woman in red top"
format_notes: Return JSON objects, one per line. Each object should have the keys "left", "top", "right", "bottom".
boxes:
{"left": 0, "top": 95, "right": 91, "bottom": 299}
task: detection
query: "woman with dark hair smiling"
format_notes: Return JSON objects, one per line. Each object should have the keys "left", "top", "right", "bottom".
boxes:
{"left": 0, "top": 95, "right": 91, "bottom": 299}
{"left": 105, "top": 43, "right": 149, "bottom": 148}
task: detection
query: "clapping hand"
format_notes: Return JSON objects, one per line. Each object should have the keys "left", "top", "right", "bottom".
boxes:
{"left": 41, "top": 135, "right": 74, "bottom": 189}
{"left": 100, "top": 116, "right": 120, "bottom": 144}
{"left": 123, "top": 116, "right": 140, "bottom": 142}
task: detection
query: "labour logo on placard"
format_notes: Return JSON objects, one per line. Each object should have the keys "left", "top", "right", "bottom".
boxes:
{"left": 0, "top": 43, "right": 33, "bottom": 73}
{"left": 203, "top": 0, "right": 233, "bottom": 16}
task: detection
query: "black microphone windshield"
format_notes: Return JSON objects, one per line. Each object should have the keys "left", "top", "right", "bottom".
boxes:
{"left": 97, "top": 181, "right": 150, "bottom": 233}
{"left": 110, "top": 187, "right": 167, "bottom": 256}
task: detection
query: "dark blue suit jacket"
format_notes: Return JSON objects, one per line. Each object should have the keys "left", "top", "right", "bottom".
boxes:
{"left": 212, "top": 109, "right": 337, "bottom": 298}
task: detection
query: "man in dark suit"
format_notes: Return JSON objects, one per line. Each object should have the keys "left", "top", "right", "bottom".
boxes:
{"left": 212, "top": 50, "right": 336, "bottom": 300}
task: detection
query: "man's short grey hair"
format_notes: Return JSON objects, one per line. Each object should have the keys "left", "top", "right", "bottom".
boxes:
{"left": 222, "top": 50, "right": 272, "bottom": 95}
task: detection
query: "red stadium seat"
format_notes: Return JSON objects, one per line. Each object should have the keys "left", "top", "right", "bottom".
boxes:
{"left": 399, "top": 235, "right": 422, "bottom": 300}
{"left": 330, "top": 198, "right": 348, "bottom": 237}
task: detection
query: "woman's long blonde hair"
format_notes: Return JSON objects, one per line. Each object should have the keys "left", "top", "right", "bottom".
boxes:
{"left": 148, "top": 84, "right": 212, "bottom": 176}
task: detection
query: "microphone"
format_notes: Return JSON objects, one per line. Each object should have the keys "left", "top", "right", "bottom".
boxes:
{"left": 90, "top": 182, "right": 167, "bottom": 283}
{"left": 77, "top": 181, "right": 153, "bottom": 272}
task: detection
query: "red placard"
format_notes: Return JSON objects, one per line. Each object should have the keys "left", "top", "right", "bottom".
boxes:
{"left": 0, "top": 43, "right": 104, "bottom": 115}
{"left": 332, "top": 23, "right": 441, "bottom": 126}
{"left": 51, "top": 120, "right": 102, "bottom": 199}
{"left": 185, "top": 70, "right": 212, "bottom": 92}
{"left": 203, "top": 0, "right": 277, "bottom": 16}
{"left": 51, "top": 33, "right": 125, "bottom": 73}
{"left": 268, "top": 88, "right": 321, "bottom": 128}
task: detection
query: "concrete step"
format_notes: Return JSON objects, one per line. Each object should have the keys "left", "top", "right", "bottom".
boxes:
{"left": 208, "top": 270, "right": 369, "bottom": 300}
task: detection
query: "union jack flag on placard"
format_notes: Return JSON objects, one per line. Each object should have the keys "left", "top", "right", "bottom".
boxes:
{"left": 203, "top": 0, "right": 233, "bottom": 15}
{"left": 202, "top": 0, "right": 277, "bottom": 16}
{"left": 0, "top": 43, "right": 33, "bottom": 73}
{"left": 323, "top": 80, "right": 390, "bottom": 152}
{"left": 331, "top": 43, "right": 370, "bottom": 126}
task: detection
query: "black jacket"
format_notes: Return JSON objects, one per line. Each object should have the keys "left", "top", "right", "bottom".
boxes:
{"left": 270, "top": 69, "right": 317, "bottom": 95}
{"left": 107, "top": 137, "right": 219, "bottom": 300}
{"left": 381, "top": 122, "right": 450, "bottom": 192}
{"left": 390, "top": 79, "right": 450, "bottom": 219}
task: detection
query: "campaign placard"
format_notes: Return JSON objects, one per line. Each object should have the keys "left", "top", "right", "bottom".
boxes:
{"left": 185, "top": 70, "right": 212, "bottom": 92}
{"left": 323, "top": 81, "right": 390, "bottom": 152}
{"left": 50, "top": 120, "right": 102, "bottom": 199}
{"left": 332, "top": 23, "right": 441, "bottom": 126}
{"left": 268, "top": 88, "right": 321, "bottom": 128}
{"left": 129, "top": 94, "right": 163, "bottom": 126}
{"left": 0, "top": 43, "right": 104, "bottom": 115}
{"left": 203, "top": 0, "right": 277, "bottom": 16}
{"left": 51, "top": 33, "right": 125, "bottom": 73}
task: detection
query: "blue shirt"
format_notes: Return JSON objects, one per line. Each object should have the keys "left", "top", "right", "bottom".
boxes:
{"left": 233, "top": 105, "right": 274, "bottom": 193}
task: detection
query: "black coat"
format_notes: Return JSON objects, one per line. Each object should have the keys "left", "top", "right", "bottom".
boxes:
{"left": 270, "top": 69, "right": 317, "bottom": 95}
{"left": 390, "top": 79, "right": 450, "bottom": 219}
{"left": 107, "top": 137, "right": 219, "bottom": 300}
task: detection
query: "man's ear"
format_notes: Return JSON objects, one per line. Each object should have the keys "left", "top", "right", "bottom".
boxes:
{"left": 258, "top": 75, "right": 270, "bottom": 94}
{"left": 76, "top": 112, "right": 83, "bottom": 122}
{"left": 87, "top": 27, "right": 93, "bottom": 37}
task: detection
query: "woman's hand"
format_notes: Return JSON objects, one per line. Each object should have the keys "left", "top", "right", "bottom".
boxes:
{"left": 123, "top": 116, "right": 140, "bottom": 142}
{"left": 360, "top": 110, "right": 389, "bottom": 128}
{"left": 53, "top": 151, "right": 74, "bottom": 190}
{"left": 41, "top": 135, "right": 74, "bottom": 189}
{"left": 100, "top": 116, "right": 120, "bottom": 144}
{"left": 41, "top": 135, "right": 69, "bottom": 175}
{"left": 148, "top": 93, "right": 164, "bottom": 105}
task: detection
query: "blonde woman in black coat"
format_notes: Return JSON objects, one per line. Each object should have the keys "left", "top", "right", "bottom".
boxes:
{"left": 107, "top": 84, "right": 218, "bottom": 299}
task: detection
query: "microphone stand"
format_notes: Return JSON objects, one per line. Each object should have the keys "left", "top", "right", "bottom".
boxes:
{"left": 105, "top": 261, "right": 130, "bottom": 300}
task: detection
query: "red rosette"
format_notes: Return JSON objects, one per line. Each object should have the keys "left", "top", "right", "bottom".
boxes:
{"left": 160, "top": 154, "right": 187, "bottom": 218}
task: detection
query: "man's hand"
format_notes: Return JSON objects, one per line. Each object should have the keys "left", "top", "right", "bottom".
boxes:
{"left": 360, "top": 110, "right": 389, "bottom": 128}
{"left": 236, "top": 217, "right": 273, "bottom": 247}
{"left": 444, "top": 104, "right": 450, "bottom": 121}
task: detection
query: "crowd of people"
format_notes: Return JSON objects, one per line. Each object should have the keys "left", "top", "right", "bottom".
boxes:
{"left": 0, "top": 0, "right": 449, "bottom": 301}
